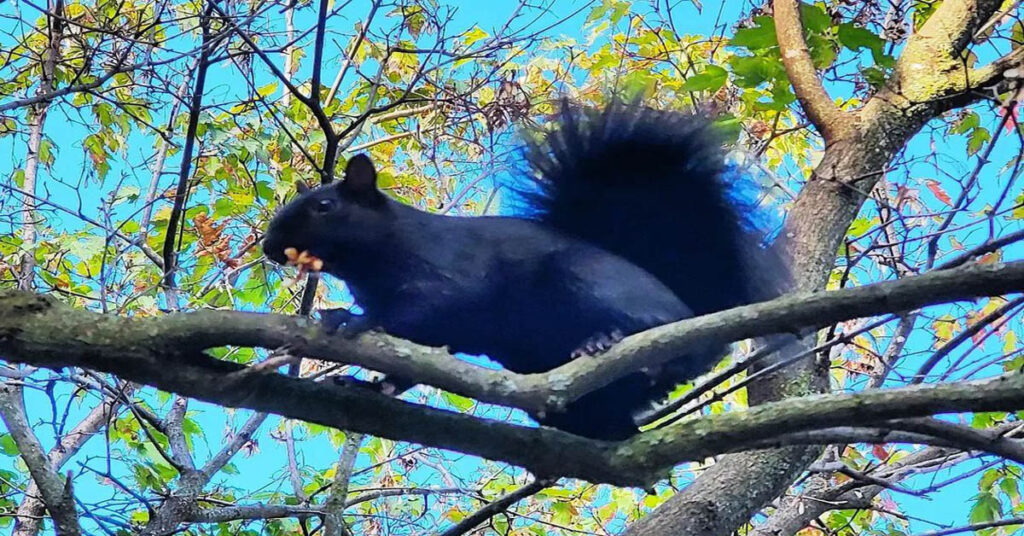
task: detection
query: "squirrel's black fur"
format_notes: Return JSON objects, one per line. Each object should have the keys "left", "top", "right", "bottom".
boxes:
{"left": 262, "top": 101, "right": 788, "bottom": 441}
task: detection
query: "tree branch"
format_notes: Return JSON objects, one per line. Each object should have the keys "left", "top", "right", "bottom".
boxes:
{"left": 322, "top": 433, "right": 363, "bottom": 536}
{"left": 202, "top": 411, "right": 267, "bottom": 477}
{"left": 0, "top": 383, "right": 82, "bottom": 536}
{"left": 907, "top": 0, "right": 1004, "bottom": 59}
{"left": 165, "top": 396, "right": 196, "bottom": 472}
{"left": 186, "top": 504, "right": 323, "bottom": 523}
{"left": 160, "top": 2, "right": 214, "bottom": 301}
{"left": 773, "top": 0, "right": 847, "bottom": 142}
{"left": 438, "top": 479, "right": 551, "bottom": 536}
{"left": 751, "top": 421, "right": 1024, "bottom": 535}
{"left": 911, "top": 517, "right": 1024, "bottom": 536}
{"left": 889, "top": 0, "right": 1009, "bottom": 111}
{"left": 7, "top": 290, "right": 1024, "bottom": 485}
{"left": 74, "top": 260, "right": 1024, "bottom": 415}
{"left": 14, "top": 386, "right": 127, "bottom": 536}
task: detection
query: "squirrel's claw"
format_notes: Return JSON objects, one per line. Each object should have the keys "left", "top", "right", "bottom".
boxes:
{"left": 320, "top": 308, "right": 378, "bottom": 339}
{"left": 570, "top": 329, "right": 625, "bottom": 358}
{"left": 332, "top": 374, "right": 415, "bottom": 397}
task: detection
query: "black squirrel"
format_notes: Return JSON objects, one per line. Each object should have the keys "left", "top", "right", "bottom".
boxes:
{"left": 262, "top": 101, "right": 788, "bottom": 440}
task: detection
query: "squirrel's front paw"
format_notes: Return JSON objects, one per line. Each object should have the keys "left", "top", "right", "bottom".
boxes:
{"left": 332, "top": 375, "right": 415, "bottom": 397}
{"left": 570, "top": 329, "right": 625, "bottom": 358}
{"left": 320, "top": 308, "right": 353, "bottom": 332}
{"left": 320, "top": 308, "right": 376, "bottom": 339}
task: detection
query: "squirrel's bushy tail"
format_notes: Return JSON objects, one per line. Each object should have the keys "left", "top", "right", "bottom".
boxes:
{"left": 521, "top": 101, "right": 787, "bottom": 316}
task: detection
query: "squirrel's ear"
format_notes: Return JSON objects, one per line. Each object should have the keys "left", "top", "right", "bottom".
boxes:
{"left": 342, "top": 154, "right": 378, "bottom": 194}
{"left": 295, "top": 180, "right": 310, "bottom": 194}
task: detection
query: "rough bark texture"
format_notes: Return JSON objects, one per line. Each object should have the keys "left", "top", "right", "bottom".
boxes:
{"left": 0, "top": 384, "right": 81, "bottom": 536}
{"left": 625, "top": 0, "right": 1018, "bottom": 534}
{"left": 2, "top": 257, "right": 1019, "bottom": 421}
{"left": 13, "top": 390, "right": 123, "bottom": 536}
{"left": 6, "top": 289, "right": 1024, "bottom": 488}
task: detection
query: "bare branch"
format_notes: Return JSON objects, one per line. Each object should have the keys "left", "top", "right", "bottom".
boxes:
{"left": 912, "top": 296, "right": 1024, "bottom": 383}
{"left": 166, "top": 396, "right": 196, "bottom": 471}
{"left": 773, "top": 0, "right": 847, "bottom": 142}
{"left": 160, "top": 3, "right": 215, "bottom": 304}
{"left": 0, "top": 383, "right": 82, "bottom": 536}
{"left": 438, "top": 479, "right": 550, "bottom": 536}
{"left": 14, "top": 386, "right": 127, "bottom": 536}
{"left": 322, "top": 433, "right": 363, "bottom": 536}
{"left": 204, "top": 412, "right": 268, "bottom": 477}
{"left": 911, "top": 517, "right": 1024, "bottom": 536}
{"left": 186, "top": 504, "right": 323, "bottom": 523}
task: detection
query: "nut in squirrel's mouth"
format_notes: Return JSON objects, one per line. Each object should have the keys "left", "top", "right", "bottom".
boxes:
{"left": 283, "top": 247, "right": 324, "bottom": 273}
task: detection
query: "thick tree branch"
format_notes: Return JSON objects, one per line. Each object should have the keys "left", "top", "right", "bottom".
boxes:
{"left": 6, "top": 290, "right": 1024, "bottom": 486}
{"left": 14, "top": 386, "right": 126, "bottom": 536}
{"left": 78, "top": 260, "right": 1024, "bottom": 415}
{"left": 0, "top": 384, "right": 82, "bottom": 536}
{"left": 887, "top": 0, "right": 1009, "bottom": 111}
{"left": 906, "top": 0, "right": 1004, "bottom": 59}
{"left": 773, "top": 0, "right": 847, "bottom": 142}
{"left": 650, "top": 2, "right": 1017, "bottom": 534}
{"left": 186, "top": 504, "right": 323, "bottom": 523}
{"left": 322, "top": 432, "right": 363, "bottom": 536}
{"left": 966, "top": 46, "right": 1024, "bottom": 99}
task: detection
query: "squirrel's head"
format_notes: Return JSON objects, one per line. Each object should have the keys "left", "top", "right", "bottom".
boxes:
{"left": 263, "top": 154, "right": 395, "bottom": 272}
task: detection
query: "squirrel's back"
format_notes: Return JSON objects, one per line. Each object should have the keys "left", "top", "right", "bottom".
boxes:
{"left": 519, "top": 101, "right": 787, "bottom": 316}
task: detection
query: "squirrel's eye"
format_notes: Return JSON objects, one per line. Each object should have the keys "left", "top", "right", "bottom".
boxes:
{"left": 313, "top": 199, "right": 336, "bottom": 214}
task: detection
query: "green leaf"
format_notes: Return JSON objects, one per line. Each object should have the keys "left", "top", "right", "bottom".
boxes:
{"left": 463, "top": 25, "right": 488, "bottom": 47}
{"left": 807, "top": 34, "right": 837, "bottom": 68}
{"left": 730, "top": 17, "right": 777, "bottom": 50}
{"left": 0, "top": 434, "right": 18, "bottom": 456}
{"left": 255, "top": 181, "right": 275, "bottom": 202}
{"left": 711, "top": 115, "right": 743, "bottom": 143}
{"left": 1012, "top": 192, "right": 1024, "bottom": 220}
{"left": 912, "top": 0, "right": 939, "bottom": 30}
{"left": 980, "top": 469, "right": 1000, "bottom": 491}
{"left": 799, "top": 2, "right": 832, "bottom": 34}
{"left": 969, "top": 492, "right": 1001, "bottom": 524}
{"left": 679, "top": 65, "right": 728, "bottom": 92}
{"left": 967, "top": 127, "right": 992, "bottom": 156}
{"left": 950, "top": 111, "right": 981, "bottom": 135}
{"left": 609, "top": 0, "right": 630, "bottom": 24}
{"left": 441, "top": 392, "right": 475, "bottom": 412}
{"left": 257, "top": 83, "right": 279, "bottom": 98}
{"left": 115, "top": 185, "right": 140, "bottom": 205}
{"left": 837, "top": 23, "right": 884, "bottom": 58}
{"left": 584, "top": 3, "right": 609, "bottom": 24}
{"left": 848, "top": 217, "right": 875, "bottom": 238}
{"left": 729, "top": 55, "right": 785, "bottom": 88}
{"left": 39, "top": 138, "right": 55, "bottom": 167}
{"left": 860, "top": 65, "right": 890, "bottom": 88}
{"left": 1000, "top": 476, "right": 1020, "bottom": 501}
